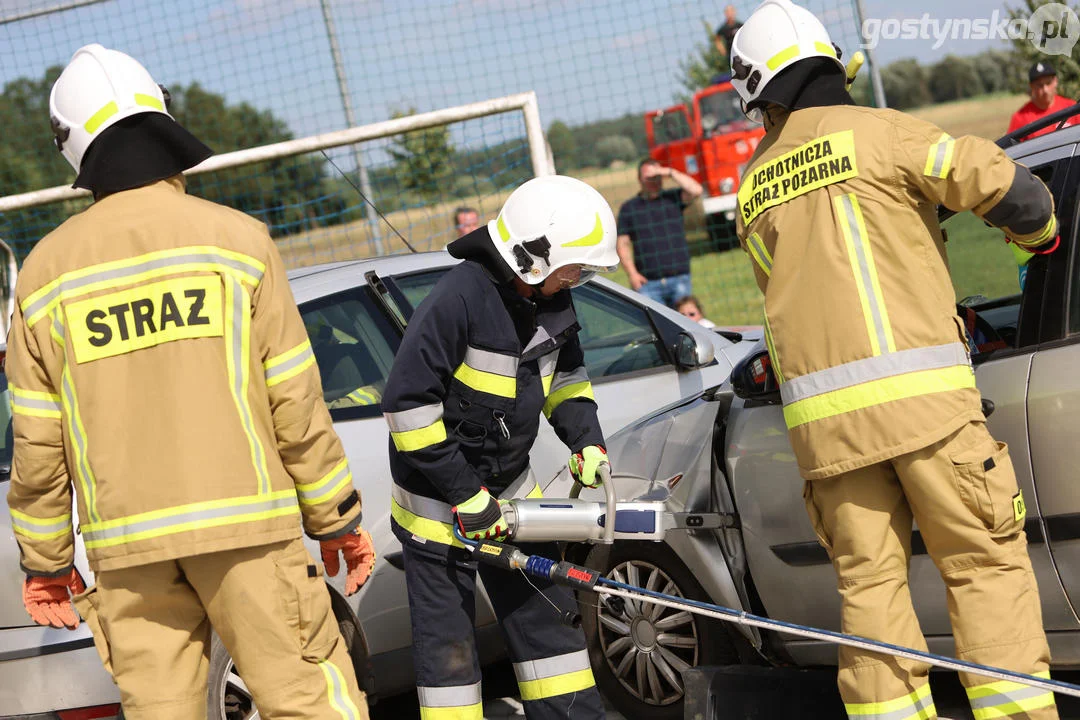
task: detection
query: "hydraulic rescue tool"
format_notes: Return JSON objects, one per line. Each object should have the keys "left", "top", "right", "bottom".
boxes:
{"left": 469, "top": 472, "right": 1080, "bottom": 700}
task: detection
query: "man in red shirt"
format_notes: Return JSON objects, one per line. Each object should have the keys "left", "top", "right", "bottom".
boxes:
{"left": 1008, "top": 61, "right": 1078, "bottom": 139}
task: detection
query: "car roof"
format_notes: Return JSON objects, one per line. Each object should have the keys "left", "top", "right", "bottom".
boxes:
{"left": 1007, "top": 120, "right": 1080, "bottom": 160}
{"left": 286, "top": 250, "right": 454, "bottom": 281}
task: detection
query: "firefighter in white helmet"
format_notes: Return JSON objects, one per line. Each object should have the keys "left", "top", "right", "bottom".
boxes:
{"left": 381, "top": 175, "right": 616, "bottom": 719}
{"left": 7, "top": 44, "right": 375, "bottom": 719}
{"left": 730, "top": 2, "right": 1059, "bottom": 718}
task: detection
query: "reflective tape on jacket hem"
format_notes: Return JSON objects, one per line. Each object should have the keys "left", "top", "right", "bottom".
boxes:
{"left": 318, "top": 659, "right": 361, "bottom": 720}
{"left": 418, "top": 682, "right": 483, "bottom": 709}
{"left": 81, "top": 490, "right": 299, "bottom": 549}
{"left": 390, "top": 498, "right": 465, "bottom": 549}
{"left": 780, "top": 343, "right": 970, "bottom": 405}
{"left": 845, "top": 682, "right": 935, "bottom": 720}
{"left": 783, "top": 364, "right": 976, "bottom": 428}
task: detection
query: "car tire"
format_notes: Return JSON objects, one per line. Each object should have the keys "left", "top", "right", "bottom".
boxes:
{"left": 579, "top": 541, "right": 739, "bottom": 720}
{"left": 206, "top": 632, "right": 259, "bottom": 720}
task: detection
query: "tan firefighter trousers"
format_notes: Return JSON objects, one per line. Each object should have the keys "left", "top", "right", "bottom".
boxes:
{"left": 804, "top": 420, "right": 1057, "bottom": 720}
{"left": 71, "top": 538, "right": 368, "bottom": 720}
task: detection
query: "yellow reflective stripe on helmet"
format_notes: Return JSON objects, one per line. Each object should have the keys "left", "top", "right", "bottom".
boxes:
{"left": 924, "top": 133, "right": 956, "bottom": 179}
{"left": 835, "top": 193, "right": 895, "bottom": 355}
{"left": 318, "top": 659, "right": 361, "bottom": 720}
{"left": 762, "top": 312, "right": 785, "bottom": 384}
{"left": 745, "top": 232, "right": 773, "bottom": 277}
{"left": 295, "top": 458, "right": 352, "bottom": 507}
{"left": 224, "top": 276, "right": 272, "bottom": 495}
{"left": 767, "top": 44, "right": 800, "bottom": 70}
{"left": 390, "top": 498, "right": 466, "bottom": 549}
{"left": 22, "top": 246, "right": 265, "bottom": 328}
{"left": 10, "top": 508, "right": 72, "bottom": 541}
{"left": 83, "top": 101, "right": 119, "bottom": 134}
{"left": 845, "top": 681, "right": 935, "bottom": 720}
{"left": 134, "top": 93, "right": 165, "bottom": 111}
{"left": 265, "top": 339, "right": 316, "bottom": 387}
{"left": 814, "top": 41, "right": 836, "bottom": 56}
{"left": 543, "top": 380, "right": 594, "bottom": 418}
{"left": 497, "top": 214, "right": 511, "bottom": 242}
{"left": 783, "top": 363, "right": 975, "bottom": 429}
{"left": 61, "top": 363, "right": 100, "bottom": 523}
{"left": 967, "top": 671, "right": 1054, "bottom": 720}
{"left": 81, "top": 490, "right": 299, "bottom": 549}
{"left": 10, "top": 385, "right": 62, "bottom": 419}
{"left": 418, "top": 682, "right": 483, "bottom": 719}
{"left": 561, "top": 213, "right": 604, "bottom": 247}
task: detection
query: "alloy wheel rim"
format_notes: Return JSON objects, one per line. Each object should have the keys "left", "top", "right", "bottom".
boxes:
{"left": 595, "top": 559, "right": 700, "bottom": 706}
{"left": 216, "top": 658, "right": 260, "bottom": 720}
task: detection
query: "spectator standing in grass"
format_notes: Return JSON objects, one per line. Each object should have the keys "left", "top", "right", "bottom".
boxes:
{"left": 616, "top": 158, "right": 703, "bottom": 307}
{"left": 1008, "top": 62, "right": 1079, "bottom": 140}
{"left": 714, "top": 4, "right": 743, "bottom": 58}
{"left": 454, "top": 206, "right": 480, "bottom": 238}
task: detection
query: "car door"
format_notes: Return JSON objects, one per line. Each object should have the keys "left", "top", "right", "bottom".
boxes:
{"left": 1026, "top": 144, "right": 1080, "bottom": 641}
{"left": 725, "top": 150, "right": 1079, "bottom": 664}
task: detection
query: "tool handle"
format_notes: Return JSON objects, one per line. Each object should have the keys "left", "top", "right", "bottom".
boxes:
{"left": 570, "top": 464, "right": 616, "bottom": 544}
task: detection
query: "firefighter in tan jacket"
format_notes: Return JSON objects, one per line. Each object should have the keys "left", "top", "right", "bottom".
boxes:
{"left": 6, "top": 44, "right": 375, "bottom": 720}
{"left": 731, "top": 2, "right": 1059, "bottom": 719}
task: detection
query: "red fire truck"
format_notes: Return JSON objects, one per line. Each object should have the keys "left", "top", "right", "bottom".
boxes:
{"left": 645, "top": 81, "right": 765, "bottom": 249}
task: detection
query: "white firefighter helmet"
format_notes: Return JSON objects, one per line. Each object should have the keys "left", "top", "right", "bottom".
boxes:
{"left": 729, "top": 0, "right": 845, "bottom": 121}
{"left": 489, "top": 175, "right": 618, "bottom": 286}
{"left": 49, "top": 43, "right": 172, "bottom": 173}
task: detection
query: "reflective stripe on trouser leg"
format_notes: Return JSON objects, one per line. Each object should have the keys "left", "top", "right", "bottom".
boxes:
{"left": 480, "top": 541, "right": 605, "bottom": 719}
{"left": 890, "top": 422, "right": 1057, "bottom": 720}
{"left": 402, "top": 542, "right": 483, "bottom": 717}
{"left": 802, "top": 464, "right": 936, "bottom": 713}
{"left": 845, "top": 682, "right": 935, "bottom": 720}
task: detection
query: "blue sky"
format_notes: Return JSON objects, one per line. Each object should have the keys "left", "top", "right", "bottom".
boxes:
{"left": 0, "top": 0, "right": 1019, "bottom": 145}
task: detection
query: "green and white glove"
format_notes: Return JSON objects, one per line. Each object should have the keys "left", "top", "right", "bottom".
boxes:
{"left": 453, "top": 488, "right": 509, "bottom": 541}
{"left": 569, "top": 445, "right": 609, "bottom": 488}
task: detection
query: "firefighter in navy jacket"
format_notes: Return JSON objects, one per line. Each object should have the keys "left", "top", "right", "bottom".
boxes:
{"left": 382, "top": 175, "right": 619, "bottom": 719}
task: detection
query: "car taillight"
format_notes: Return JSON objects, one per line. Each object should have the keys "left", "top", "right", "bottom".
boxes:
{"left": 751, "top": 355, "right": 771, "bottom": 387}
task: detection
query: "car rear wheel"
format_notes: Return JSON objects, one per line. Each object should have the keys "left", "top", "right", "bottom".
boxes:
{"left": 579, "top": 542, "right": 739, "bottom": 720}
{"left": 207, "top": 633, "right": 259, "bottom": 720}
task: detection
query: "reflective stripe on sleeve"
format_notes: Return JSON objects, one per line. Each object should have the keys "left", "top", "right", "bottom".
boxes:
{"left": 264, "top": 340, "right": 316, "bottom": 387}
{"left": 453, "top": 346, "right": 518, "bottom": 399}
{"left": 418, "top": 682, "right": 483, "bottom": 719}
{"left": 745, "top": 232, "right": 773, "bottom": 277}
{"left": 543, "top": 366, "right": 593, "bottom": 417}
{"left": 10, "top": 386, "right": 62, "bottom": 419}
{"left": 762, "top": 312, "right": 785, "bottom": 385}
{"left": 538, "top": 350, "right": 559, "bottom": 396}
{"left": 385, "top": 403, "right": 447, "bottom": 452}
{"left": 924, "top": 133, "right": 956, "bottom": 179}
{"left": 10, "top": 508, "right": 72, "bottom": 541}
{"left": 846, "top": 681, "right": 935, "bottom": 720}
{"left": 1011, "top": 215, "right": 1058, "bottom": 249}
{"left": 513, "top": 649, "right": 596, "bottom": 701}
{"left": 966, "top": 671, "right": 1055, "bottom": 720}
{"left": 295, "top": 458, "right": 353, "bottom": 506}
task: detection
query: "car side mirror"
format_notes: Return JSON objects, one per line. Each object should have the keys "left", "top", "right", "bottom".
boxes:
{"left": 732, "top": 345, "right": 781, "bottom": 402}
{"left": 674, "top": 331, "right": 714, "bottom": 370}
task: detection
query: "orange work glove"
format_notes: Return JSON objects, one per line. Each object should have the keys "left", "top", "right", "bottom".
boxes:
{"left": 320, "top": 527, "right": 376, "bottom": 596}
{"left": 23, "top": 568, "right": 86, "bottom": 629}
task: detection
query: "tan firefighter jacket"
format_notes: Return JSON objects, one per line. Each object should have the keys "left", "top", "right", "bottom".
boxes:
{"left": 7, "top": 177, "right": 362, "bottom": 573}
{"left": 735, "top": 105, "right": 1056, "bottom": 480}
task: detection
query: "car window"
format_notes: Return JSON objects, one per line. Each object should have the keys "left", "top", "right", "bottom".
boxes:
{"left": 945, "top": 164, "right": 1055, "bottom": 352}
{"left": 571, "top": 283, "right": 667, "bottom": 379}
{"left": 393, "top": 269, "right": 450, "bottom": 314}
{"left": 299, "top": 289, "right": 400, "bottom": 419}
